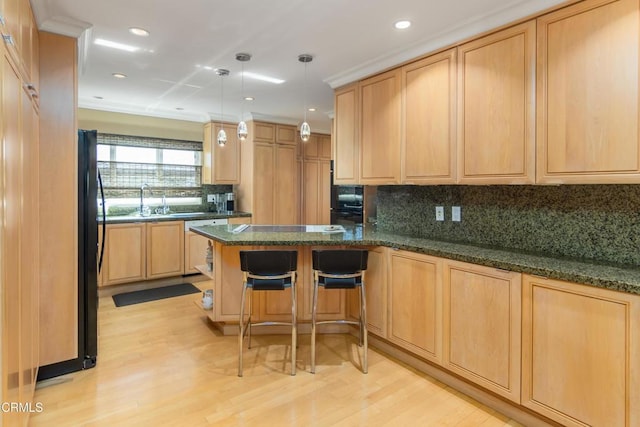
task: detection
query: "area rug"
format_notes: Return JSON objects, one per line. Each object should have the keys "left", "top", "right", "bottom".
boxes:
{"left": 112, "top": 283, "right": 200, "bottom": 307}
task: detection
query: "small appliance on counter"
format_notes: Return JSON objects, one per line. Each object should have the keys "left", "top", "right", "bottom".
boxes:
{"left": 226, "top": 192, "right": 235, "bottom": 212}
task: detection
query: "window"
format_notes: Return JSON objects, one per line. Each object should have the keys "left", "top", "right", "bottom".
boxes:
{"left": 97, "top": 133, "right": 203, "bottom": 210}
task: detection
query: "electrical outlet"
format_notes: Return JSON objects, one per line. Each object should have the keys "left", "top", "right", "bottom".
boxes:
{"left": 435, "top": 206, "right": 445, "bottom": 221}
{"left": 452, "top": 206, "right": 461, "bottom": 222}
{"left": 207, "top": 194, "right": 215, "bottom": 202}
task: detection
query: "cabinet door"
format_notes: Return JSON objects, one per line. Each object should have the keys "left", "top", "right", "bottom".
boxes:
{"left": 252, "top": 143, "right": 274, "bottom": 224}
{"left": 319, "top": 135, "right": 331, "bottom": 160}
{"left": 360, "top": 69, "right": 401, "bottom": 184}
{"left": 347, "top": 247, "right": 387, "bottom": 337}
{"left": 2, "top": 52, "right": 22, "bottom": 427}
{"left": 443, "top": 261, "right": 521, "bottom": 403}
{"left": 319, "top": 160, "right": 331, "bottom": 224}
{"left": 103, "top": 223, "right": 146, "bottom": 286}
{"left": 303, "top": 134, "right": 319, "bottom": 159}
{"left": 457, "top": 21, "right": 535, "bottom": 184}
{"left": 333, "top": 83, "right": 359, "bottom": 184}
{"left": 274, "top": 144, "right": 298, "bottom": 224}
{"left": 276, "top": 124, "right": 297, "bottom": 146}
{"left": 537, "top": 0, "right": 640, "bottom": 183}
{"left": 202, "top": 123, "right": 241, "bottom": 185}
{"left": 146, "top": 221, "right": 184, "bottom": 279}
{"left": 301, "top": 246, "right": 345, "bottom": 321}
{"left": 522, "top": 275, "right": 640, "bottom": 427}
{"left": 402, "top": 49, "right": 456, "bottom": 184}
{"left": 303, "top": 160, "right": 319, "bottom": 224}
{"left": 252, "top": 121, "right": 275, "bottom": 143}
{"left": 388, "top": 250, "right": 442, "bottom": 364}
{"left": 185, "top": 230, "right": 209, "bottom": 274}
{"left": 213, "top": 243, "right": 258, "bottom": 322}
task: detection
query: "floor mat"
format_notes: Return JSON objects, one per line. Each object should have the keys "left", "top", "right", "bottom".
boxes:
{"left": 112, "top": 283, "right": 200, "bottom": 307}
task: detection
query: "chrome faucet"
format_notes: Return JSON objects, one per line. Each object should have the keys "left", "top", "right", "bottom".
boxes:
{"left": 140, "top": 183, "right": 151, "bottom": 216}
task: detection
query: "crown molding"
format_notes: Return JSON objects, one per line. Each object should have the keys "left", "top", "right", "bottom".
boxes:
{"left": 325, "top": 0, "right": 565, "bottom": 89}
{"left": 38, "top": 15, "right": 92, "bottom": 38}
{"left": 79, "top": 99, "right": 210, "bottom": 123}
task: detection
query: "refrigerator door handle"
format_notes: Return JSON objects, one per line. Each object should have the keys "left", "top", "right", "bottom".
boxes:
{"left": 98, "top": 170, "right": 106, "bottom": 273}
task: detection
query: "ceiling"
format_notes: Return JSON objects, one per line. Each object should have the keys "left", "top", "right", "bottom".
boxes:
{"left": 31, "top": 0, "right": 567, "bottom": 133}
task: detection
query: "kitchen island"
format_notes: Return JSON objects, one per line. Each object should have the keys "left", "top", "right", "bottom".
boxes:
{"left": 192, "top": 222, "right": 640, "bottom": 427}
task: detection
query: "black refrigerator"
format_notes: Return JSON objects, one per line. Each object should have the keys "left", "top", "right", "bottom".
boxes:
{"left": 37, "top": 129, "right": 103, "bottom": 380}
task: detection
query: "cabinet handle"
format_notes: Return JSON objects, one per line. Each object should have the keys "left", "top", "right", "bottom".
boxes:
{"left": 0, "top": 15, "right": 5, "bottom": 26}
{"left": 26, "top": 84, "right": 36, "bottom": 90}
{"left": 2, "top": 34, "right": 14, "bottom": 45}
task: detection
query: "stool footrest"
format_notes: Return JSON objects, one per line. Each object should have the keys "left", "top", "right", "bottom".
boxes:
{"left": 315, "top": 319, "right": 360, "bottom": 327}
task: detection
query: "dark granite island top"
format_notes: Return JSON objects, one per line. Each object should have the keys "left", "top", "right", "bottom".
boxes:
{"left": 190, "top": 224, "right": 640, "bottom": 296}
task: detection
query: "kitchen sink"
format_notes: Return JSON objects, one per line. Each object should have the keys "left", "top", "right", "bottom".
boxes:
{"left": 168, "top": 212, "right": 207, "bottom": 218}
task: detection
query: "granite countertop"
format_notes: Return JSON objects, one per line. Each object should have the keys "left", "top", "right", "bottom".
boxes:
{"left": 190, "top": 223, "right": 640, "bottom": 296}
{"left": 102, "top": 211, "right": 252, "bottom": 224}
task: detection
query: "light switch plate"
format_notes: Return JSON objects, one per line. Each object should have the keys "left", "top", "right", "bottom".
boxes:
{"left": 436, "top": 206, "right": 445, "bottom": 221}
{"left": 207, "top": 194, "right": 215, "bottom": 202}
{"left": 452, "top": 206, "right": 461, "bottom": 222}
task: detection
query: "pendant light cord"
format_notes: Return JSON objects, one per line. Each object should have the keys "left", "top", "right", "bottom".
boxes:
{"left": 220, "top": 73, "right": 224, "bottom": 130}
{"left": 303, "top": 61, "right": 308, "bottom": 123}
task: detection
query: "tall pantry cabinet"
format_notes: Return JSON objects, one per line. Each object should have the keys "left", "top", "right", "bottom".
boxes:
{"left": 1, "top": 0, "right": 42, "bottom": 424}
{"left": 238, "top": 121, "right": 300, "bottom": 224}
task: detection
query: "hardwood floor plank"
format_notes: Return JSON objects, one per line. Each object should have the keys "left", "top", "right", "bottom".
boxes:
{"left": 30, "top": 287, "right": 520, "bottom": 426}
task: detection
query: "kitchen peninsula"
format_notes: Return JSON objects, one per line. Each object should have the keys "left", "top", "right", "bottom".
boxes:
{"left": 192, "top": 223, "right": 640, "bottom": 427}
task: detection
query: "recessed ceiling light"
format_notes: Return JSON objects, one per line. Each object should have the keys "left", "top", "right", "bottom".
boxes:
{"left": 203, "top": 65, "right": 214, "bottom": 71}
{"left": 394, "top": 20, "right": 411, "bottom": 30}
{"left": 175, "top": 107, "right": 184, "bottom": 110}
{"left": 308, "top": 107, "right": 316, "bottom": 112}
{"left": 129, "top": 27, "right": 149, "bottom": 37}
{"left": 94, "top": 38, "right": 139, "bottom": 52}
{"left": 93, "top": 96, "right": 104, "bottom": 99}
{"left": 244, "top": 96, "right": 254, "bottom": 101}
{"left": 242, "top": 71, "right": 285, "bottom": 85}
{"left": 112, "top": 73, "right": 127, "bottom": 79}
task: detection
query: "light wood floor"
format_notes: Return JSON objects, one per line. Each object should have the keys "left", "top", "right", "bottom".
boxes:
{"left": 30, "top": 283, "right": 523, "bottom": 427}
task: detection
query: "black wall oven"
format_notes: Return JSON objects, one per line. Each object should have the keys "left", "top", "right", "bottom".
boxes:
{"left": 330, "top": 161, "right": 364, "bottom": 225}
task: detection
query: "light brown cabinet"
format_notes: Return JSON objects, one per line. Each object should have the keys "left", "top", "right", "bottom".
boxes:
{"left": 402, "top": 48, "right": 457, "bottom": 184}
{"left": 238, "top": 121, "right": 299, "bottom": 225}
{"left": 522, "top": 274, "right": 640, "bottom": 426}
{"left": 146, "top": 221, "right": 184, "bottom": 279}
{"left": 360, "top": 69, "right": 401, "bottom": 184}
{"left": 347, "top": 247, "right": 388, "bottom": 337}
{"left": 388, "top": 250, "right": 443, "bottom": 364}
{"left": 537, "top": 0, "right": 640, "bottom": 184}
{"left": 333, "top": 83, "right": 360, "bottom": 184}
{"left": 202, "top": 122, "right": 241, "bottom": 185}
{"left": 185, "top": 231, "right": 210, "bottom": 274}
{"left": 443, "top": 260, "right": 522, "bottom": 403}
{"left": 457, "top": 20, "right": 536, "bottom": 184}
{"left": 302, "top": 133, "right": 331, "bottom": 225}
{"left": 102, "top": 223, "right": 147, "bottom": 286}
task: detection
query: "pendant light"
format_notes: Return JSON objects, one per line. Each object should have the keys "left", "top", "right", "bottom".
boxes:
{"left": 235, "top": 53, "right": 251, "bottom": 141}
{"left": 215, "top": 69, "right": 229, "bottom": 146}
{"left": 298, "top": 54, "right": 313, "bottom": 142}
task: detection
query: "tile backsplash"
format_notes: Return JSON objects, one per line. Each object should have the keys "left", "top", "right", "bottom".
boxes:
{"left": 376, "top": 185, "right": 640, "bottom": 266}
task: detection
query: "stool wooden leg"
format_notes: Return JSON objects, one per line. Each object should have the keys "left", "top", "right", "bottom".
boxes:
{"left": 311, "top": 273, "right": 319, "bottom": 374}
{"left": 238, "top": 282, "right": 248, "bottom": 377}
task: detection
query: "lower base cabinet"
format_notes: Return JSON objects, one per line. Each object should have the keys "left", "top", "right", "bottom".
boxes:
{"left": 443, "top": 261, "right": 522, "bottom": 403}
{"left": 347, "top": 246, "right": 388, "bottom": 337}
{"left": 146, "top": 221, "right": 184, "bottom": 279}
{"left": 521, "top": 275, "right": 640, "bottom": 427}
{"left": 388, "top": 249, "right": 443, "bottom": 364}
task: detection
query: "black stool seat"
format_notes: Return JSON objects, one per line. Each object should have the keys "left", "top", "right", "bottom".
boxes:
{"left": 311, "top": 249, "right": 369, "bottom": 374}
{"left": 238, "top": 250, "right": 298, "bottom": 377}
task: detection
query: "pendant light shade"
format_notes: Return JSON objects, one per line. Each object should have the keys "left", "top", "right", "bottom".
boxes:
{"left": 216, "top": 68, "right": 229, "bottom": 146}
{"left": 298, "top": 54, "right": 313, "bottom": 142}
{"left": 236, "top": 53, "right": 251, "bottom": 141}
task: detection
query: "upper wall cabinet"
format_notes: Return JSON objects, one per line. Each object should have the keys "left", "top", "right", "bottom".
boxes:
{"left": 457, "top": 21, "right": 536, "bottom": 184}
{"left": 202, "top": 122, "right": 241, "bottom": 185}
{"left": 537, "top": 0, "right": 640, "bottom": 184}
{"left": 360, "top": 69, "right": 401, "bottom": 184}
{"left": 402, "top": 48, "right": 457, "bottom": 184}
{"left": 333, "top": 82, "right": 360, "bottom": 184}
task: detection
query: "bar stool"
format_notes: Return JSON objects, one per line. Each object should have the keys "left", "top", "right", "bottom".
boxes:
{"left": 311, "top": 249, "right": 369, "bottom": 374}
{"left": 238, "top": 250, "right": 298, "bottom": 377}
